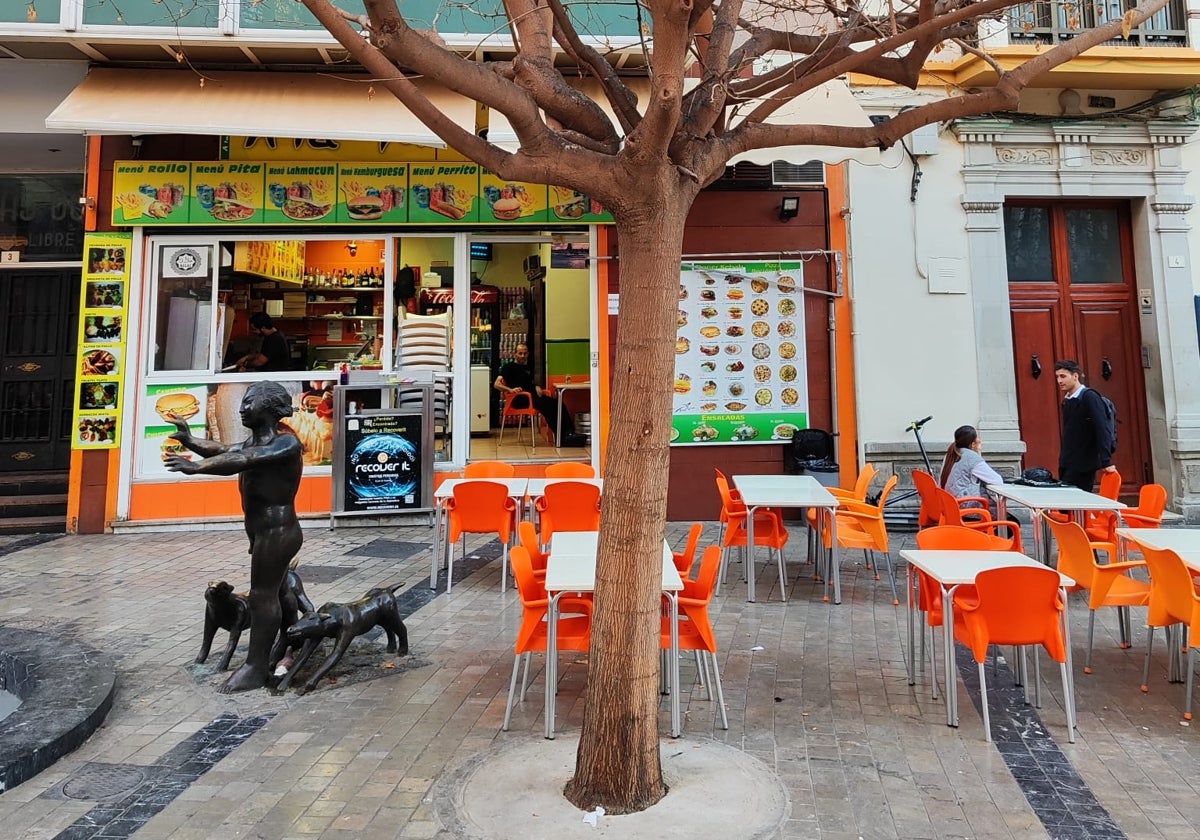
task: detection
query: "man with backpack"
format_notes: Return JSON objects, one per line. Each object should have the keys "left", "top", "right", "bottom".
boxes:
{"left": 1054, "top": 359, "right": 1117, "bottom": 492}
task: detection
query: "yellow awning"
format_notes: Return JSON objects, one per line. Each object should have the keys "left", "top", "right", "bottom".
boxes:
{"left": 487, "top": 78, "right": 878, "bottom": 166}
{"left": 45, "top": 68, "right": 477, "bottom": 147}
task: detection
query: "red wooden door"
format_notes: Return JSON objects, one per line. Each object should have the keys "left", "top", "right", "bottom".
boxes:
{"left": 1005, "top": 202, "right": 1150, "bottom": 492}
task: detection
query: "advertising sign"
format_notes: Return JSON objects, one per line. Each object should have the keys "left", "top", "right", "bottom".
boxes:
{"left": 341, "top": 413, "right": 423, "bottom": 513}
{"left": 72, "top": 232, "right": 133, "bottom": 449}
{"left": 407, "top": 162, "right": 481, "bottom": 223}
{"left": 335, "top": 163, "right": 409, "bottom": 224}
{"left": 189, "top": 161, "right": 265, "bottom": 225}
{"left": 112, "top": 161, "right": 191, "bottom": 225}
{"left": 479, "top": 171, "right": 549, "bottom": 223}
{"left": 262, "top": 162, "right": 338, "bottom": 225}
{"left": 549, "top": 185, "right": 613, "bottom": 223}
{"left": 671, "top": 262, "right": 808, "bottom": 445}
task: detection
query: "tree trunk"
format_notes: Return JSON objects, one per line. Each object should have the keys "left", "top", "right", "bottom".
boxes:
{"left": 563, "top": 183, "right": 692, "bottom": 814}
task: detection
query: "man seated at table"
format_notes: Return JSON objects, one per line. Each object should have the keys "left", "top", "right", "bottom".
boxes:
{"left": 494, "top": 343, "right": 580, "bottom": 445}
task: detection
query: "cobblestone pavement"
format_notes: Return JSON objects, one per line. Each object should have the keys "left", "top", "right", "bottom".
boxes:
{"left": 1, "top": 521, "right": 1200, "bottom": 839}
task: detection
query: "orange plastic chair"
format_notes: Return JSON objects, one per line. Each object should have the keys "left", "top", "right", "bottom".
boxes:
{"left": 823, "top": 474, "right": 899, "bottom": 603}
{"left": 535, "top": 480, "right": 601, "bottom": 544}
{"left": 1087, "top": 483, "right": 1167, "bottom": 555}
{"left": 715, "top": 474, "right": 790, "bottom": 599}
{"left": 545, "top": 462, "right": 595, "bottom": 478}
{"left": 1049, "top": 468, "right": 1122, "bottom": 525}
{"left": 910, "top": 526, "right": 997, "bottom": 697}
{"left": 672, "top": 522, "right": 704, "bottom": 582}
{"left": 936, "top": 487, "right": 1023, "bottom": 553}
{"left": 499, "top": 390, "right": 539, "bottom": 449}
{"left": 1044, "top": 515, "right": 1149, "bottom": 674}
{"left": 502, "top": 546, "right": 593, "bottom": 731}
{"left": 518, "top": 520, "right": 548, "bottom": 580}
{"left": 443, "top": 480, "right": 517, "bottom": 594}
{"left": 1138, "top": 546, "right": 1200, "bottom": 712}
{"left": 953, "top": 565, "right": 1076, "bottom": 742}
{"left": 807, "top": 462, "right": 878, "bottom": 563}
{"left": 661, "top": 545, "right": 728, "bottom": 730}
{"left": 464, "top": 460, "right": 516, "bottom": 478}
{"left": 911, "top": 470, "right": 944, "bottom": 529}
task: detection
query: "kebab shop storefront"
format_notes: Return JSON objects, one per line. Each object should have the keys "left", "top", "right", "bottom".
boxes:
{"left": 69, "top": 148, "right": 612, "bottom": 533}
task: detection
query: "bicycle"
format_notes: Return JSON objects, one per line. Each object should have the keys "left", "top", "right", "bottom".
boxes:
{"left": 874, "top": 415, "right": 935, "bottom": 528}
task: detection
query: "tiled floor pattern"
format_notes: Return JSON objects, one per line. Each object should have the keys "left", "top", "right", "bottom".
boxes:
{"left": 47, "top": 712, "right": 273, "bottom": 840}
{"left": 1, "top": 523, "right": 1200, "bottom": 838}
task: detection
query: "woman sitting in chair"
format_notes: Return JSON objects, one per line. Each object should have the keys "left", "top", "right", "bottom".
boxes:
{"left": 940, "top": 425, "right": 1004, "bottom": 505}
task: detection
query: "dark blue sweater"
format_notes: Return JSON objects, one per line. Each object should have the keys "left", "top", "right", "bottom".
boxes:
{"left": 1059, "top": 387, "right": 1114, "bottom": 474}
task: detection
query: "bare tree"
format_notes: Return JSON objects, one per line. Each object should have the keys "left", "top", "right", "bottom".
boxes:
{"left": 300, "top": 0, "right": 1168, "bottom": 814}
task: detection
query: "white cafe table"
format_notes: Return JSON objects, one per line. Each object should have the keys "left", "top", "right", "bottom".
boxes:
{"left": 550, "top": 381, "right": 591, "bottom": 446}
{"left": 732, "top": 474, "right": 840, "bottom": 603}
{"left": 900, "top": 549, "right": 1075, "bottom": 728}
{"left": 988, "top": 483, "right": 1126, "bottom": 567}
{"left": 429, "top": 478, "right": 529, "bottom": 592}
{"left": 543, "top": 531, "right": 682, "bottom": 739}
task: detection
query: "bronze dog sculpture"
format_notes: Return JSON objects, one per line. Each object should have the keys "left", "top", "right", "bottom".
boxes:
{"left": 196, "top": 581, "right": 251, "bottom": 671}
{"left": 270, "top": 564, "right": 316, "bottom": 666}
{"left": 277, "top": 585, "right": 409, "bottom": 694}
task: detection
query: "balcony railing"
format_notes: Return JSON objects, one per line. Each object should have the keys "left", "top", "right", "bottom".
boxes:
{"left": 1008, "top": 0, "right": 1189, "bottom": 47}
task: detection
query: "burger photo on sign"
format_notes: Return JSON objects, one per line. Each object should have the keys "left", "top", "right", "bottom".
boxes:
{"left": 155, "top": 392, "right": 200, "bottom": 423}
{"left": 346, "top": 195, "right": 384, "bottom": 221}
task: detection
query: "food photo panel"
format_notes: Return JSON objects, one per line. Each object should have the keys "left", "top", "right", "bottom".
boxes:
{"left": 82, "top": 315, "right": 123, "bottom": 344}
{"left": 85, "top": 280, "right": 125, "bottom": 309}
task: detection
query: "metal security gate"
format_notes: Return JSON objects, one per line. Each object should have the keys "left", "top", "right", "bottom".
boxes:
{"left": 0, "top": 268, "right": 79, "bottom": 471}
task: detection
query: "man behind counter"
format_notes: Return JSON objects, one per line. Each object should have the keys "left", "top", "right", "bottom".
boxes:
{"left": 494, "top": 342, "right": 578, "bottom": 445}
{"left": 237, "top": 312, "right": 291, "bottom": 372}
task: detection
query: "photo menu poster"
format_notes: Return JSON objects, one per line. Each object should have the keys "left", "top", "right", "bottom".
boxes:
{"left": 671, "top": 262, "right": 808, "bottom": 446}
{"left": 72, "top": 233, "right": 133, "bottom": 449}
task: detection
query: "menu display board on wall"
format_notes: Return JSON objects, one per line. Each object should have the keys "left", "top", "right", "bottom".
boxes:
{"left": 671, "top": 262, "right": 808, "bottom": 446}
{"left": 234, "top": 240, "right": 306, "bottom": 284}
{"left": 112, "top": 160, "right": 615, "bottom": 225}
{"left": 190, "top": 161, "right": 265, "bottom": 225}
{"left": 112, "top": 162, "right": 191, "bottom": 225}
{"left": 72, "top": 233, "right": 133, "bottom": 449}
{"left": 340, "top": 413, "right": 423, "bottom": 513}
{"left": 480, "top": 171, "right": 549, "bottom": 223}
{"left": 408, "top": 162, "right": 481, "bottom": 223}
{"left": 137, "top": 381, "right": 337, "bottom": 478}
{"left": 263, "top": 162, "right": 338, "bottom": 225}
{"left": 335, "top": 164, "right": 409, "bottom": 224}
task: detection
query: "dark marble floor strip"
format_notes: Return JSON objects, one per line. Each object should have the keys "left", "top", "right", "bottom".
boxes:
{"left": 51, "top": 712, "right": 274, "bottom": 840}
{"left": 955, "top": 645, "right": 1127, "bottom": 840}
{"left": 0, "top": 534, "right": 62, "bottom": 559}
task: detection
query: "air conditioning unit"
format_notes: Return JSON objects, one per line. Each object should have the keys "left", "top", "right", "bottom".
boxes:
{"left": 771, "top": 161, "right": 825, "bottom": 186}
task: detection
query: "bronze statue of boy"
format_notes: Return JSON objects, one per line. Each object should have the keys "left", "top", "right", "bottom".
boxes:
{"left": 164, "top": 381, "right": 303, "bottom": 693}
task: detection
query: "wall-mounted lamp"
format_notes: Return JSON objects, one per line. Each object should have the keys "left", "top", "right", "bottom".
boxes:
{"left": 778, "top": 196, "right": 800, "bottom": 222}
{"left": 345, "top": 240, "right": 358, "bottom": 257}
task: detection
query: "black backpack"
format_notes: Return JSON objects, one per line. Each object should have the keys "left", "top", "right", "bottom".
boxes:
{"left": 1093, "top": 391, "right": 1118, "bottom": 454}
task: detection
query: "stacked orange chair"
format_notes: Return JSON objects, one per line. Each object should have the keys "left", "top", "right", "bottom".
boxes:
{"left": 936, "top": 487, "right": 1022, "bottom": 553}
{"left": 714, "top": 474, "right": 790, "bottom": 599}
{"left": 1044, "top": 515, "right": 1149, "bottom": 674}
{"left": 502, "top": 546, "right": 593, "bottom": 731}
{"left": 807, "top": 463, "right": 879, "bottom": 564}
{"left": 661, "top": 545, "right": 728, "bottom": 730}
{"left": 442, "top": 480, "right": 517, "bottom": 594}
{"left": 822, "top": 474, "right": 899, "bottom": 603}
{"left": 953, "top": 565, "right": 1077, "bottom": 742}
{"left": 535, "top": 480, "right": 601, "bottom": 544}
{"left": 544, "top": 462, "right": 595, "bottom": 478}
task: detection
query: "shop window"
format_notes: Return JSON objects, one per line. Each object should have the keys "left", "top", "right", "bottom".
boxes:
{"left": 151, "top": 243, "right": 216, "bottom": 372}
